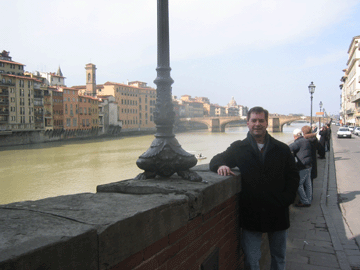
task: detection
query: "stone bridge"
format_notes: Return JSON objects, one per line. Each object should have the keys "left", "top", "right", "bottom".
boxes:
{"left": 178, "top": 115, "right": 331, "bottom": 132}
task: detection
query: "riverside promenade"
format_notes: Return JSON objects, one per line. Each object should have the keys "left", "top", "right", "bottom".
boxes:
{"left": 285, "top": 138, "right": 360, "bottom": 270}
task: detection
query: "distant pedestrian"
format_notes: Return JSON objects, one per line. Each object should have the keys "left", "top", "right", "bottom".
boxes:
{"left": 326, "top": 123, "right": 331, "bottom": 152}
{"left": 312, "top": 124, "right": 318, "bottom": 133}
{"left": 318, "top": 126, "right": 327, "bottom": 158}
{"left": 289, "top": 128, "right": 313, "bottom": 207}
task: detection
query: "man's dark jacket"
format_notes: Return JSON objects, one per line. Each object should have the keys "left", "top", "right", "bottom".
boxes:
{"left": 209, "top": 132, "right": 299, "bottom": 232}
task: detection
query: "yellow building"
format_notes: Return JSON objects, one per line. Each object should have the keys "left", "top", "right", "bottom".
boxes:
{"left": 102, "top": 81, "right": 156, "bottom": 131}
{"left": 0, "top": 50, "right": 41, "bottom": 132}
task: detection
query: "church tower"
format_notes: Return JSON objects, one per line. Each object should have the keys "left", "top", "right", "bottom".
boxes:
{"left": 85, "top": 63, "right": 97, "bottom": 97}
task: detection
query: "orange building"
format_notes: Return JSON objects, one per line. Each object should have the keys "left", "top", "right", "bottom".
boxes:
{"left": 61, "top": 87, "right": 79, "bottom": 131}
{"left": 78, "top": 95, "right": 93, "bottom": 130}
{"left": 52, "top": 89, "right": 63, "bottom": 130}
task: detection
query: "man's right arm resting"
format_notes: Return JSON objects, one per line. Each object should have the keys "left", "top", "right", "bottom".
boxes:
{"left": 209, "top": 144, "right": 237, "bottom": 176}
{"left": 217, "top": 165, "right": 235, "bottom": 176}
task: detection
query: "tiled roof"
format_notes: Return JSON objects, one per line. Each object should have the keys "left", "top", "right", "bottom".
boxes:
{"left": 1, "top": 73, "right": 42, "bottom": 82}
{"left": 0, "top": 59, "right": 25, "bottom": 65}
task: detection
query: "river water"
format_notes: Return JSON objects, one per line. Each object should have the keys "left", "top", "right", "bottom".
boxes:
{"left": 0, "top": 123, "right": 307, "bottom": 205}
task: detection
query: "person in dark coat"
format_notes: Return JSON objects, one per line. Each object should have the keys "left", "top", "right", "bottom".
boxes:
{"left": 326, "top": 123, "right": 331, "bottom": 152}
{"left": 318, "top": 126, "right": 327, "bottom": 158}
{"left": 289, "top": 129, "right": 313, "bottom": 207}
{"left": 302, "top": 125, "right": 318, "bottom": 181}
{"left": 209, "top": 106, "right": 299, "bottom": 270}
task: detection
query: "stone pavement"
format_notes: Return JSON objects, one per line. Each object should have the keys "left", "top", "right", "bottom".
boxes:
{"left": 285, "top": 144, "right": 360, "bottom": 270}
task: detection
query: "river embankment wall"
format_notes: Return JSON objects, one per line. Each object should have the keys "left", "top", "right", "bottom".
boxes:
{"left": 0, "top": 164, "right": 271, "bottom": 270}
{"left": 0, "top": 128, "right": 157, "bottom": 148}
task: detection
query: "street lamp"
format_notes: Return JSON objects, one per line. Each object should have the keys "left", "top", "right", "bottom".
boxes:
{"left": 135, "top": 0, "right": 201, "bottom": 182}
{"left": 308, "top": 82, "right": 316, "bottom": 125}
{"left": 319, "top": 101, "right": 323, "bottom": 127}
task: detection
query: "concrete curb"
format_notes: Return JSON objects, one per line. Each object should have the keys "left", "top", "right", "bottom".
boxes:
{"left": 320, "top": 141, "right": 352, "bottom": 270}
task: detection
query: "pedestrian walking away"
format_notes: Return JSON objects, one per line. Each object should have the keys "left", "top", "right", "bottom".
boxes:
{"left": 209, "top": 106, "right": 299, "bottom": 270}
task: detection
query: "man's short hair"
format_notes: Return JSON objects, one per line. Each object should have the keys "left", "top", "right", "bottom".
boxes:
{"left": 247, "top": 106, "right": 269, "bottom": 122}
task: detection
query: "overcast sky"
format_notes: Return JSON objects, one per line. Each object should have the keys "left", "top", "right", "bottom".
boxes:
{"left": 3, "top": 0, "right": 360, "bottom": 115}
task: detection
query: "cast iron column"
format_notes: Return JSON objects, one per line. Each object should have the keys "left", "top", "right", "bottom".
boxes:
{"left": 135, "top": 0, "right": 201, "bottom": 182}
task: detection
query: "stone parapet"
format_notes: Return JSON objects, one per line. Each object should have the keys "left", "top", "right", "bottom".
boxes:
{"left": 0, "top": 164, "right": 269, "bottom": 270}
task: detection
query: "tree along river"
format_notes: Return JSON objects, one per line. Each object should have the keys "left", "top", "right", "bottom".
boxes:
{"left": 0, "top": 122, "right": 308, "bottom": 205}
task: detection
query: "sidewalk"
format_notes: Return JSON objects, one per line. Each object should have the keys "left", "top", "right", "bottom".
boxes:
{"left": 285, "top": 144, "right": 360, "bottom": 270}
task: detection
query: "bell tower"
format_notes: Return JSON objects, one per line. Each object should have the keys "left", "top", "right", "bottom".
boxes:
{"left": 85, "top": 63, "right": 97, "bottom": 97}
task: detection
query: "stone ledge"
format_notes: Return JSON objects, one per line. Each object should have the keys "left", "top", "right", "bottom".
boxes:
{"left": 97, "top": 164, "right": 241, "bottom": 219}
{"left": 0, "top": 164, "right": 241, "bottom": 270}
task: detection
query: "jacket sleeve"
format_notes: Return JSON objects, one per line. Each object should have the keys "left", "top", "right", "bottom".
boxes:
{"left": 209, "top": 141, "right": 239, "bottom": 172}
{"left": 288, "top": 140, "right": 299, "bottom": 154}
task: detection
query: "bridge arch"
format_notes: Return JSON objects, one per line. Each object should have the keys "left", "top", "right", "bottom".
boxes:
{"left": 219, "top": 119, "right": 247, "bottom": 132}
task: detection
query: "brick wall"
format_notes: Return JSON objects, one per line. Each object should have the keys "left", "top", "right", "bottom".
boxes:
{"left": 110, "top": 195, "right": 242, "bottom": 270}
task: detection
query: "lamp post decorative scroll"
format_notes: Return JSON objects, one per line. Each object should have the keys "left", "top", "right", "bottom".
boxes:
{"left": 308, "top": 82, "right": 316, "bottom": 125}
{"left": 135, "top": 0, "right": 202, "bottom": 182}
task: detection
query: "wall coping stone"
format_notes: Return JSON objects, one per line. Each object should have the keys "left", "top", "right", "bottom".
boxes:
{"left": 97, "top": 164, "right": 241, "bottom": 219}
{"left": 0, "top": 164, "right": 241, "bottom": 270}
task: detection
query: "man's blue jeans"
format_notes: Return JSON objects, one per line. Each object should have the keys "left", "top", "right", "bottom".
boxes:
{"left": 298, "top": 167, "right": 312, "bottom": 205}
{"left": 241, "top": 229, "right": 288, "bottom": 270}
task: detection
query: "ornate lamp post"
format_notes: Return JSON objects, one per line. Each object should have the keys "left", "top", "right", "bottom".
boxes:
{"left": 135, "top": 0, "right": 202, "bottom": 182}
{"left": 308, "top": 82, "right": 316, "bottom": 125}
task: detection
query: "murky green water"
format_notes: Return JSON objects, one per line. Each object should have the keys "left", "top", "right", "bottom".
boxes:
{"left": 0, "top": 123, "right": 306, "bottom": 205}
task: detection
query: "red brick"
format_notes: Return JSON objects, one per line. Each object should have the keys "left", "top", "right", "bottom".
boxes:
{"left": 156, "top": 242, "right": 180, "bottom": 265}
{"left": 111, "top": 250, "right": 143, "bottom": 270}
{"left": 202, "top": 226, "right": 216, "bottom": 243}
{"left": 178, "top": 227, "right": 203, "bottom": 250}
{"left": 187, "top": 215, "right": 203, "bottom": 231}
{"left": 166, "top": 248, "right": 188, "bottom": 270}
{"left": 157, "top": 264, "right": 167, "bottom": 270}
{"left": 169, "top": 225, "right": 189, "bottom": 244}
{"left": 143, "top": 236, "right": 169, "bottom": 260}
{"left": 187, "top": 234, "right": 207, "bottom": 256}
{"left": 195, "top": 240, "right": 214, "bottom": 261}
{"left": 202, "top": 214, "right": 221, "bottom": 233}
{"left": 133, "top": 257, "right": 159, "bottom": 270}
{"left": 174, "top": 252, "right": 199, "bottom": 270}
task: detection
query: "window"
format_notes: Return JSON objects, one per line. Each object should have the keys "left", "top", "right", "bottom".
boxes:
{"left": 73, "top": 118, "right": 77, "bottom": 127}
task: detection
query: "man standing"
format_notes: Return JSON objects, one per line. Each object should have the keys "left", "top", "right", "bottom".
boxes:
{"left": 209, "top": 106, "right": 299, "bottom": 270}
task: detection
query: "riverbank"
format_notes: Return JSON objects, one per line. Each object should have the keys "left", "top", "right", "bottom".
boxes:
{"left": 0, "top": 128, "right": 159, "bottom": 148}
{"left": 0, "top": 124, "right": 211, "bottom": 148}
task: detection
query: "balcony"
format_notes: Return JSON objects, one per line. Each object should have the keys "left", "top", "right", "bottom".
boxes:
{"left": 346, "top": 108, "right": 355, "bottom": 115}
{"left": 0, "top": 90, "right": 9, "bottom": 96}
{"left": 0, "top": 110, "right": 9, "bottom": 115}
{"left": 0, "top": 117, "right": 8, "bottom": 123}
{"left": 351, "top": 92, "right": 360, "bottom": 103}
{"left": 0, "top": 81, "right": 15, "bottom": 87}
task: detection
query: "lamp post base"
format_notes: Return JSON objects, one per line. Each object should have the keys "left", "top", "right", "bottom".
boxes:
{"left": 135, "top": 136, "right": 202, "bottom": 182}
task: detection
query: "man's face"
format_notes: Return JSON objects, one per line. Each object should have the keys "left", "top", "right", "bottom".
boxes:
{"left": 247, "top": 112, "right": 268, "bottom": 138}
